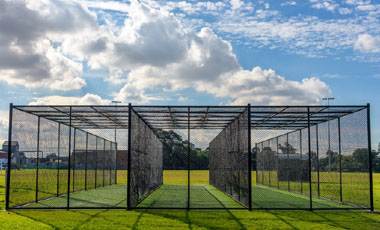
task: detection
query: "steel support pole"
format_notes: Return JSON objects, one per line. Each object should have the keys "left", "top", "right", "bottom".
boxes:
{"left": 35, "top": 116, "right": 40, "bottom": 203}
{"left": 277, "top": 137, "right": 279, "bottom": 189}
{"left": 307, "top": 107, "right": 313, "bottom": 210}
{"left": 300, "top": 130, "right": 303, "bottom": 194}
{"left": 5, "top": 103, "right": 13, "bottom": 210}
{"left": 255, "top": 143, "right": 258, "bottom": 185}
{"left": 338, "top": 117, "right": 342, "bottom": 202}
{"left": 73, "top": 129, "right": 76, "bottom": 192}
{"left": 95, "top": 137, "right": 98, "bottom": 189}
{"left": 316, "top": 124, "right": 320, "bottom": 198}
{"left": 85, "top": 132, "right": 88, "bottom": 190}
{"left": 127, "top": 103, "right": 132, "bottom": 209}
{"left": 57, "top": 124, "right": 61, "bottom": 196}
{"left": 67, "top": 106, "right": 72, "bottom": 210}
{"left": 367, "top": 103, "right": 374, "bottom": 211}
{"left": 115, "top": 142, "right": 118, "bottom": 185}
{"left": 187, "top": 106, "right": 190, "bottom": 210}
{"left": 287, "top": 133, "right": 290, "bottom": 192}
{"left": 248, "top": 104, "right": 252, "bottom": 211}
{"left": 103, "top": 139, "right": 105, "bottom": 187}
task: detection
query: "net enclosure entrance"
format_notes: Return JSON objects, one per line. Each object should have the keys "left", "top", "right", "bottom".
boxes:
{"left": 5, "top": 104, "right": 374, "bottom": 211}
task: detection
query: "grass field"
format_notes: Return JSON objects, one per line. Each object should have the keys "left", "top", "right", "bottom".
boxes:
{"left": 1, "top": 171, "right": 380, "bottom": 229}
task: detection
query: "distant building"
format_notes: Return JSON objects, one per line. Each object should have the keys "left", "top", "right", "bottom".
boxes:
{"left": 2, "top": 141, "right": 26, "bottom": 167}
{"left": 0, "top": 151, "right": 7, "bottom": 167}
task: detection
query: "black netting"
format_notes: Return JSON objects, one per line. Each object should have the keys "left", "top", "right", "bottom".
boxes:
{"left": 209, "top": 109, "right": 249, "bottom": 208}
{"left": 252, "top": 107, "right": 371, "bottom": 209}
{"left": 130, "top": 110, "right": 163, "bottom": 208}
{"left": 7, "top": 105, "right": 371, "bottom": 210}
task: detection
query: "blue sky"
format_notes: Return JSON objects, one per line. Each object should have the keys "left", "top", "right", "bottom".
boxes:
{"left": 0, "top": 0, "right": 379, "bottom": 148}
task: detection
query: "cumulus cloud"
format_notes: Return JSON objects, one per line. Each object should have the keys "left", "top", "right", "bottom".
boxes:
{"left": 354, "top": 34, "right": 380, "bottom": 53}
{"left": 1, "top": 0, "right": 332, "bottom": 106}
{"left": 0, "top": 0, "right": 96, "bottom": 90}
{"left": 198, "top": 67, "right": 331, "bottom": 105}
{"left": 29, "top": 93, "right": 110, "bottom": 105}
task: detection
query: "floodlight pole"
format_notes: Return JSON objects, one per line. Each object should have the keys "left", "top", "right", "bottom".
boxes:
{"left": 323, "top": 97, "right": 334, "bottom": 172}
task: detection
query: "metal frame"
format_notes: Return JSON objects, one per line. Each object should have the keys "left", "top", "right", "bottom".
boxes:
{"left": 5, "top": 104, "right": 373, "bottom": 211}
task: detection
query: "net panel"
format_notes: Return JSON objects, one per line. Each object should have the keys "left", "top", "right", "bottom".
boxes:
{"left": 9, "top": 108, "right": 39, "bottom": 207}
{"left": 86, "top": 133, "right": 97, "bottom": 190}
{"left": 38, "top": 117, "right": 59, "bottom": 201}
{"left": 130, "top": 110, "right": 163, "bottom": 208}
{"left": 96, "top": 137, "right": 104, "bottom": 188}
{"left": 340, "top": 109, "right": 370, "bottom": 208}
{"left": 209, "top": 109, "right": 249, "bottom": 208}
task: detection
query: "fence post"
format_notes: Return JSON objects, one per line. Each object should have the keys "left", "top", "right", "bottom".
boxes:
{"left": 247, "top": 104, "right": 252, "bottom": 211}
{"left": 127, "top": 103, "right": 132, "bottom": 210}
{"left": 57, "top": 124, "right": 61, "bottom": 196}
{"left": 287, "top": 133, "right": 290, "bottom": 192}
{"left": 307, "top": 106, "right": 313, "bottom": 211}
{"left": 255, "top": 143, "right": 258, "bottom": 185}
{"left": 338, "top": 117, "right": 343, "bottom": 203}
{"left": 85, "top": 132, "right": 88, "bottom": 190}
{"left": 103, "top": 139, "right": 105, "bottom": 187}
{"left": 5, "top": 103, "right": 13, "bottom": 210}
{"left": 67, "top": 106, "right": 72, "bottom": 210}
{"left": 187, "top": 106, "right": 190, "bottom": 210}
{"left": 316, "top": 124, "right": 320, "bottom": 198}
{"left": 73, "top": 129, "right": 76, "bottom": 192}
{"left": 276, "top": 137, "right": 279, "bottom": 189}
{"left": 300, "top": 130, "right": 303, "bottom": 194}
{"left": 95, "top": 137, "right": 98, "bottom": 189}
{"left": 115, "top": 142, "right": 118, "bottom": 185}
{"left": 35, "top": 116, "right": 40, "bottom": 203}
{"left": 367, "top": 103, "right": 374, "bottom": 212}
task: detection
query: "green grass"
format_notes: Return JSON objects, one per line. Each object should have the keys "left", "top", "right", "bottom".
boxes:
{"left": 1, "top": 171, "right": 380, "bottom": 229}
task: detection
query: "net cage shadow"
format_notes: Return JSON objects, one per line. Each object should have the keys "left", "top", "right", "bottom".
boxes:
{"left": 5, "top": 104, "right": 374, "bottom": 211}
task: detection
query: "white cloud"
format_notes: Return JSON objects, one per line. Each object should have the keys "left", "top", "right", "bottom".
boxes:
{"left": 354, "top": 34, "right": 380, "bottom": 53}
{"left": 198, "top": 67, "right": 331, "bottom": 105}
{"left": 230, "top": 0, "right": 244, "bottom": 10}
{"left": 310, "top": 0, "right": 338, "bottom": 12}
{"left": 0, "top": 0, "right": 96, "bottom": 90}
{"left": 281, "top": 1, "right": 297, "bottom": 6}
{"left": 29, "top": 93, "right": 110, "bottom": 105}
{"left": 338, "top": 7, "right": 352, "bottom": 14}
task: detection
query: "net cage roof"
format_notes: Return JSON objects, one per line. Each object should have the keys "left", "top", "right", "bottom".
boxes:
{"left": 13, "top": 105, "right": 367, "bottom": 130}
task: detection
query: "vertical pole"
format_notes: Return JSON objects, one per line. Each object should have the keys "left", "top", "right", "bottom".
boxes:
{"left": 103, "top": 139, "right": 105, "bottom": 187}
{"left": 115, "top": 142, "right": 118, "bottom": 185}
{"left": 247, "top": 104, "right": 252, "bottom": 211}
{"left": 277, "top": 137, "right": 279, "bottom": 189}
{"left": 72, "top": 129, "right": 76, "bottom": 192}
{"left": 67, "top": 106, "right": 72, "bottom": 210}
{"left": 338, "top": 117, "right": 343, "bottom": 203}
{"left": 35, "top": 116, "right": 40, "bottom": 202}
{"left": 57, "top": 124, "right": 61, "bottom": 196}
{"left": 255, "top": 143, "right": 258, "bottom": 185}
{"left": 300, "top": 130, "right": 303, "bottom": 194}
{"left": 287, "top": 133, "right": 290, "bottom": 192}
{"left": 85, "top": 132, "right": 88, "bottom": 190}
{"left": 95, "top": 137, "right": 98, "bottom": 189}
{"left": 316, "top": 124, "right": 320, "bottom": 198}
{"left": 110, "top": 142, "right": 112, "bottom": 186}
{"left": 367, "top": 103, "right": 374, "bottom": 212}
{"left": 127, "top": 103, "right": 132, "bottom": 209}
{"left": 5, "top": 103, "right": 13, "bottom": 210}
{"left": 187, "top": 106, "right": 190, "bottom": 210}
{"left": 307, "top": 107, "right": 313, "bottom": 210}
